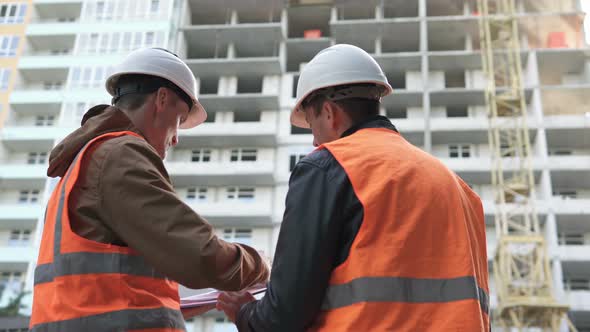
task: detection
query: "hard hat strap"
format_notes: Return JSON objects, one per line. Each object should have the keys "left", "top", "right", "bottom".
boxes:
{"left": 321, "top": 84, "right": 384, "bottom": 102}
{"left": 112, "top": 79, "right": 193, "bottom": 111}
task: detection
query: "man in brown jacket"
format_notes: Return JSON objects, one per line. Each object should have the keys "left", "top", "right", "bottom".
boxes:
{"left": 32, "top": 48, "right": 269, "bottom": 330}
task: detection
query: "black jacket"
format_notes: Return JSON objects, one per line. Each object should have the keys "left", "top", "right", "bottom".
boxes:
{"left": 236, "top": 116, "right": 398, "bottom": 331}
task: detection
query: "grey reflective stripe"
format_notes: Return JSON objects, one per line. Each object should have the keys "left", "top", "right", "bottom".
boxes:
{"left": 53, "top": 151, "right": 80, "bottom": 257}
{"left": 30, "top": 307, "right": 185, "bottom": 332}
{"left": 322, "top": 276, "right": 490, "bottom": 315}
{"left": 34, "top": 252, "right": 167, "bottom": 285}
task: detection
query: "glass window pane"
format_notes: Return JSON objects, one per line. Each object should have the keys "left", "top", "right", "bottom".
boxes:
{"left": 9, "top": 36, "right": 19, "bottom": 56}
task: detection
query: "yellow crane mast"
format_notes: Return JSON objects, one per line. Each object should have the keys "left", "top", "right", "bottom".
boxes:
{"left": 476, "top": 0, "right": 577, "bottom": 330}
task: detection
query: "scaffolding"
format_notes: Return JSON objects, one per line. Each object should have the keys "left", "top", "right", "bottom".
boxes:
{"left": 477, "top": 0, "right": 577, "bottom": 330}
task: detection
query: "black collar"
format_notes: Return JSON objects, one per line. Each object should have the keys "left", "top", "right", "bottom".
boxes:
{"left": 341, "top": 115, "right": 398, "bottom": 138}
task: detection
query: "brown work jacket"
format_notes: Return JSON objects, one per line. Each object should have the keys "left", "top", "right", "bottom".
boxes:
{"left": 47, "top": 105, "right": 269, "bottom": 290}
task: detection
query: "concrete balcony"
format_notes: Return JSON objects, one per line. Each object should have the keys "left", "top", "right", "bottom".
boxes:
{"left": 0, "top": 164, "right": 47, "bottom": 189}
{"left": 198, "top": 94, "right": 279, "bottom": 112}
{"left": 0, "top": 246, "right": 35, "bottom": 264}
{"left": 26, "top": 19, "right": 80, "bottom": 36}
{"left": 166, "top": 161, "right": 275, "bottom": 186}
{"left": 27, "top": 19, "right": 169, "bottom": 35}
{"left": 548, "top": 156, "right": 590, "bottom": 171}
{"left": 552, "top": 197, "right": 590, "bottom": 215}
{"left": 0, "top": 204, "right": 43, "bottom": 228}
{"left": 387, "top": 118, "right": 424, "bottom": 132}
{"left": 9, "top": 89, "right": 66, "bottom": 105}
{"left": 558, "top": 245, "right": 590, "bottom": 261}
{"left": 439, "top": 157, "right": 490, "bottom": 172}
{"left": 186, "top": 200, "right": 272, "bottom": 226}
{"left": 480, "top": 199, "right": 550, "bottom": 217}
{"left": 18, "top": 53, "right": 121, "bottom": 69}
{"left": 566, "top": 291, "right": 590, "bottom": 311}
{"left": 1, "top": 126, "right": 69, "bottom": 150}
{"left": 381, "top": 90, "right": 422, "bottom": 109}
{"left": 177, "top": 122, "right": 277, "bottom": 148}
{"left": 430, "top": 116, "right": 488, "bottom": 131}
{"left": 187, "top": 57, "right": 282, "bottom": 79}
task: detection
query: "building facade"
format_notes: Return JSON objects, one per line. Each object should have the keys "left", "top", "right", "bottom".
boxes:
{"left": 0, "top": 0, "right": 589, "bottom": 331}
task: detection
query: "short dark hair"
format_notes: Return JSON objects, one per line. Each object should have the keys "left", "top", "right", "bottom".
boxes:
{"left": 303, "top": 84, "right": 381, "bottom": 124}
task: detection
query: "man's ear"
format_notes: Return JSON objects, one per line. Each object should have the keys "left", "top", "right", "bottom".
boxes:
{"left": 154, "top": 87, "right": 168, "bottom": 114}
{"left": 324, "top": 101, "right": 342, "bottom": 130}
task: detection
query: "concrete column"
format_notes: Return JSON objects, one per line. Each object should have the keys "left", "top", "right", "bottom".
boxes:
{"left": 375, "top": 3, "right": 383, "bottom": 20}
{"left": 419, "top": 0, "right": 431, "bottom": 152}
{"left": 280, "top": 9, "right": 288, "bottom": 38}
{"left": 230, "top": 9, "right": 238, "bottom": 25}
{"left": 545, "top": 213, "right": 559, "bottom": 257}
{"left": 330, "top": 6, "right": 338, "bottom": 22}
{"left": 552, "top": 258, "right": 566, "bottom": 301}
{"left": 374, "top": 37, "right": 382, "bottom": 55}
{"left": 227, "top": 42, "right": 235, "bottom": 59}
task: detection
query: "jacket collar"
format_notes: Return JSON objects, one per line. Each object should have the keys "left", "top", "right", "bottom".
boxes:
{"left": 341, "top": 115, "right": 398, "bottom": 138}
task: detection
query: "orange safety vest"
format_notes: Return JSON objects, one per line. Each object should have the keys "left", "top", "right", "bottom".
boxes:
{"left": 30, "top": 131, "right": 184, "bottom": 332}
{"left": 308, "top": 128, "right": 490, "bottom": 331}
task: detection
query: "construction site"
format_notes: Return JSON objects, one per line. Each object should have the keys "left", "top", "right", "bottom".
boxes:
{"left": 0, "top": 0, "right": 589, "bottom": 331}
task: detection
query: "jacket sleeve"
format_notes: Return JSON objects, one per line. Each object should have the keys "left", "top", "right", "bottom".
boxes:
{"left": 235, "top": 158, "right": 349, "bottom": 331}
{"left": 98, "top": 138, "right": 269, "bottom": 290}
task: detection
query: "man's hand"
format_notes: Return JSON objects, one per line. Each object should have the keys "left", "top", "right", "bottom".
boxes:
{"left": 217, "top": 291, "right": 256, "bottom": 322}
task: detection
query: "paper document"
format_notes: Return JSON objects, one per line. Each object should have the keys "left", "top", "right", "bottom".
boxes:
{"left": 180, "top": 285, "right": 267, "bottom": 309}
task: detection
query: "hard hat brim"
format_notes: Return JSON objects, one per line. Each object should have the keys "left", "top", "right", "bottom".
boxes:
{"left": 180, "top": 99, "right": 207, "bottom": 129}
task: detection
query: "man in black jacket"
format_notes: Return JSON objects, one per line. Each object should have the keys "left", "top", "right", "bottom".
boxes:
{"left": 217, "top": 44, "right": 395, "bottom": 330}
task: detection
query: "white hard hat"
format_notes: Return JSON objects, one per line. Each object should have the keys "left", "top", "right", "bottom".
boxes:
{"left": 105, "top": 48, "right": 207, "bottom": 129}
{"left": 291, "top": 44, "right": 393, "bottom": 128}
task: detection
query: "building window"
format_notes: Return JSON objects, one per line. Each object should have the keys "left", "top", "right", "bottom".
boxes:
{"left": 43, "top": 82, "right": 62, "bottom": 90}
{"left": 446, "top": 106, "right": 468, "bottom": 118}
{"left": 386, "top": 108, "right": 407, "bottom": 119}
{"left": 554, "top": 190, "right": 577, "bottom": 199}
{"left": 0, "top": 68, "right": 10, "bottom": 91}
{"left": 35, "top": 115, "right": 55, "bottom": 126}
{"left": 230, "top": 149, "right": 257, "bottom": 162}
{"left": 563, "top": 278, "right": 590, "bottom": 291}
{"left": 549, "top": 150, "right": 573, "bottom": 156}
{"left": 8, "top": 230, "right": 31, "bottom": 246}
{"left": 0, "top": 35, "right": 19, "bottom": 57}
{"left": 222, "top": 228, "right": 252, "bottom": 246}
{"left": 27, "top": 152, "right": 48, "bottom": 165}
{"left": 289, "top": 154, "right": 307, "bottom": 171}
{"left": 18, "top": 190, "right": 40, "bottom": 204}
{"left": 150, "top": 0, "right": 160, "bottom": 14}
{"left": 0, "top": 3, "right": 27, "bottom": 24}
{"left": 226, "top": 187, "right": 255, "bottom": 200}
{"left": 191, "top": 149, "right": 211, "bottom": 162}
{"left": 186, "top": 187, "right": 208, "bottom": 201}
{"left": 449, "top": 145, "right": 471, "bottom": 158}
{"left": 558, "top": 233, "right": 584, "bottom": 245}
{"left": 145, "top": 32, "right": 154, "bottom": 47}
{"left": 69, "top": 66, "right": 113, "bottom": 88}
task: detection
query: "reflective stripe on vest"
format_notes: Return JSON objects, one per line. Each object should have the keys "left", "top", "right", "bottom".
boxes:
{"left": 30, "top": 131, "right": 183, "bottom": 331}
{"left": 321, "top": 276, "right": 489, "bottom": 314}
{"left": 30, "top": 307, "right": 184, "bottom": 332}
